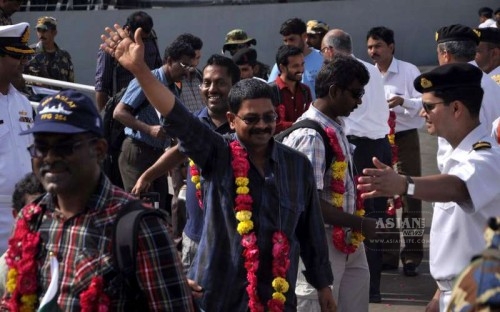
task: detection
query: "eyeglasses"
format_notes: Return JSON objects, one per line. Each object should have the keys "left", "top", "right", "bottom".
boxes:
{"left": 179, "top": 61, "right": 195, "bottom": 71}
{"left": 28, "top": 137, "right": 97, "bottom": 158}
{"left": 320, "top": 46, "right": 331, "bottom": 55}
{"left": 345, "top": 88, "right": 365, "bottom": 100}
{"left": 422, "top": 101, "right": 446, "bottom": 113}
{"left": 235, "top": 112, "right": 278, "bottom": 125}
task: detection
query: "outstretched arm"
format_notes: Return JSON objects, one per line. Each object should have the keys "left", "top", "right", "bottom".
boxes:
{"left": 100, "top": 24, "right": 176, "bottom": 118}
{"left": 357, "top": 157, "right": 469, "bottom": 203}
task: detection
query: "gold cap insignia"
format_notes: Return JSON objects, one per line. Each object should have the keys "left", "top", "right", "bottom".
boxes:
{"left": 435, "top": 32, "right": 439, "bottom": 42}
{"left": 473, "top": 29, "right": 481, "bottom": 38}
{"left": 420, "top": 78, "right": 432, "bottom": 89}
{"left": 21, "top": 26, "right": 30, "bottom": 45}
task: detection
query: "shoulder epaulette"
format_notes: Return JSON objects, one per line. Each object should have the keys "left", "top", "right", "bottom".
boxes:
{"left": 472, "top": 141, "right": 491, "bottom": 151}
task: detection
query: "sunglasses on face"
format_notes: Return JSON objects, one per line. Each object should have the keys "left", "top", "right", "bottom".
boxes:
{"left": 235, "top": 112, "right": 278, "bottom": 125}
{"left": 345, "top": 88, "right": 365, "bottom": 100}
{"left": 422, "top": 101, "right": 446, "bottom": 113}
{"left": 28, "top": 137, "right": 97, "bottom": 158}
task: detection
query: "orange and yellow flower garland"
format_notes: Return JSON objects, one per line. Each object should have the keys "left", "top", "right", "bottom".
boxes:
{"left": 324, "top": 127, "right": 365, "bottom": 254}
{"left": 387, "top": 111, "right": 403, "bottom": 216}
{"left": 230, "top": 140, "right": 290, "bottom": 312}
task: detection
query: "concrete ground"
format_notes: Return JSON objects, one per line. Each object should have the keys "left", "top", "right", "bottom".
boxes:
{"left": 369, "top": 129, "right": 438, "bottom": 312}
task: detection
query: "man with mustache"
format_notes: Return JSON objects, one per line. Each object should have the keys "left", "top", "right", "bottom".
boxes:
{"left": 102, "top": 24, "right": 337, "bottom": 312}
{"left": 366, "top": 26, "right": 424, "bottom": 278}
{"left": 282, "top": 54, "right": 376, "bottom": 312}
{"left": 25, "top": 16, "right": 74, "bottom": 84}
{"left": 131, "top": 54, "right": 241, "bottom": 272}
{"left": 2, "top": 89, "right": 194, "bottom": 311}
{"left": 271, "top": 45, "right": 312, "bottom": 134}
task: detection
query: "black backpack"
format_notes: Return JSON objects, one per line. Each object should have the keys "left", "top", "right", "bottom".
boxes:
{"left": 275, "top": 119, "right": 334, "bottom": 167}
{"left": 111, "top": 200, "right": 167, "bottom": 310}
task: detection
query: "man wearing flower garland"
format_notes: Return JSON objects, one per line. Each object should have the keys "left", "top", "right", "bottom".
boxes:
{"left": 102, "top": 24, "right": 336, "bottom": 312}
{"left": 1, "top": 90, "right": 195, "bottom": 311}
{"left": 357, "top": 63, "right": 500, "bottom": 311}
{"left": 282, "top": 55, "right": 375, "bottom": 312}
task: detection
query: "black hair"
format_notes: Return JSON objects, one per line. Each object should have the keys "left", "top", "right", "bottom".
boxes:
{"left": 433, "top": 87, "right": 483, "bottom": 117}
{"left": 125, "top": 11, "right": 153, "bottom": 35}
{"left": 175, "top": 33, "right": 203, "bottom": 51}
{"left": 275, "top": 45, "right": 303, "bottom": 68}
{"left": 478, "top": 7, "right": 493, "bottom": 18}
{"left": 367, "top": 26, "right": 395, "bottom": 45}
{"left": 203, "top": 54, "right": 241, "bottom": 86}
{"left": 12, "top": 173, "right": 44, "bottom": 213}
{"left": 228, "top": 78, "right": 273, "bottom": 113}
{"left": 315, "top": 54, "right": 370, "bottom": 98}
{"left": 164, "top": 40, "right": 196, "bottom": 62}
{"left": 279, "top": 18, "right": 307, "bottom": 36}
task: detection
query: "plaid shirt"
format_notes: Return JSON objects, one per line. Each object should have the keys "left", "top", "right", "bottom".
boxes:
{"left": 179, "top": 69, "right": 204, "bottom": 114}
{"left": 282, "top": 105, "right": 356, "bottom": 214}
{"left": 3, "top": 174, "right": 193, "bottom": 311}
{"left": 163, "top": 102, "right": 333, "bottom": 311}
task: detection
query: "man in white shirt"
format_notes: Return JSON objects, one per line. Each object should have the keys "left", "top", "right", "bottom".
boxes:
{"left": 267, "top": 18, "right": 324, "bottom": 100}
{"left": 474, "top": 27, "right": 500, "bottom": 85}
{"left": 435, "top": 24, "right": 500, "bottom": 171}
{"left": 478, "top": 7, "right": 497, "bottom": 28}
{"left": 0, "top": 23, "right": 35, "bottom": 254}
{"left": 366, "top": 26, "right": 424, "bottom": 278}
{"left": 357, "top": 62, "right": 500, "bottom": 312}
{"left": 321, "top": 28, "right": 390, "bottom": 304}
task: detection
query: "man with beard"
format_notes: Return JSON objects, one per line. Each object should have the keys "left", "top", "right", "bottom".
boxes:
{"left": 3, "top": 89, "right": 194, "bottom": 311}
{"left": 271, "top": 45, "right": 312, "bottom": 134}
{"left": 268, "top": 18, "right": 324, "bottom": 99}
{"left": 0, "top": 0, "right": 22, "bottom": 26}
{"left": 102, "top": 24, "right": 336, "bottom": 312}
{"left": 131, "top": 54, "right": 241, "bottom": 272}
{"left": 282, "top": 54, "right": 375, "bottom": 312}
{"left": 25, "top": 16, "right": 74, "bottom": 83}
{"left": 113, "top": 38, "right": 196, "bottom": 215}
{"left": 0, "top": 23, "right": 34, "bottom": 255}
{"left": 321, "top": 29, "right": 391, "bottom": 304}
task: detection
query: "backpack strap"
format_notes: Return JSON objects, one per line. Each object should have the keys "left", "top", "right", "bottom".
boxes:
{"left": 275, "top": 119, "right": 334, "bottom": 166}
{"left": 112, "top": 200, "right": 166, "bottom": 299}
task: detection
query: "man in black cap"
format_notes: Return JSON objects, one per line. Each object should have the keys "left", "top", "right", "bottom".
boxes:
{"left": 474, "top": 27, "right": 500, "bottom": 84}
{"left": 435, "top": 24, "right": 500, "bottom": 171}
{"left": 0, "top": 22, "right": 34, "bottom": 255}
{"left": 1, "top": 90, "right": 194, "bottom": 311}
{"left": 232, "top": 47, "right": 261, "bottom": 80}
{"left": 357, "top": 63, "right": 500, "bottom": 312}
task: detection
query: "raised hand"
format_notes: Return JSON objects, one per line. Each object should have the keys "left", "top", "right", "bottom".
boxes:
{"left": 100, "top": 24, "right": 147, "bottom": 75}
{"left": 357, "top": 157, "right": 406, "bottom": 199}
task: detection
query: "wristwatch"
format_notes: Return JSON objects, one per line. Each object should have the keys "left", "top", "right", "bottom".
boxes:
{"left": 405, "top": 176, "right": 415, "bottom": 196}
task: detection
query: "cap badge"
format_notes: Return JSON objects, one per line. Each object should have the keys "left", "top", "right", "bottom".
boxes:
{"left": 420, "top": 78, "right": 433, "bottom": 89}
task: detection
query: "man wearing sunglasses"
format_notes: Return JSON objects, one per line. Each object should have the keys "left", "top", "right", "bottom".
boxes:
{"left": 0, "top": 23, "right": 34, "bottom": 255}
{"left": 282, "top": 54, "right": 375, "bottom": 312}
{"left": 113, "top": 37, "right": 196, "bottom": 216}
{"left": 321, "top": 28, "right": 391, "bottom": 304}
{"left": 103, "top": 24, "right": 336, "bottom": 312}
{"left": 357, "top": 63, "right": 500, "bottom": 312}
{"left": 7, "top": 90, "right": 194, "bottom": 311}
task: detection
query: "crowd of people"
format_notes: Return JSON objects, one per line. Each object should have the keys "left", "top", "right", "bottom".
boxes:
{"left": 0, "top": 4, "right": 499, "bottom": 311}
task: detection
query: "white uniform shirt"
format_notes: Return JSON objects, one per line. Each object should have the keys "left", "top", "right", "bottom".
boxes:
{"left": 437, "top": 64, "right": 500, "bottom": 171}
{"left": 478, "top": 19, "right": 497, "bottom": 28}
{"left": 378, "top": 57, "right": 424, "bottom": 132}
{"left": 0, "top": 85, "right": 33, "bottom": 253}
{"left": 488, "top": 66, "right": 500, "bottom": 85}
{"left": 430, "top": 124, "right": 500, "bottom": 280}
{"left": 342, "top": 57, "right": 389, "bottom": 139}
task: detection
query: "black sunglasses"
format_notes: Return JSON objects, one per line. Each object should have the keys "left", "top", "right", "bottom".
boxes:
{"left": 422, "top": 101, "right": 446, "bottom": 113}
{"left": 28, "top": 137, "right": 97, "bottom": 158}
{"left": 345, "top": 88, "right": 365, "bottom": 100}
{"left": 235, "top": 113, "right": 278, "bottom": 125}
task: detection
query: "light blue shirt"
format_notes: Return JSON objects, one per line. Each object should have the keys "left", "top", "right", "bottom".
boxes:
{"left": 268, "top": 48, "right": 323, "bottom": 100}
